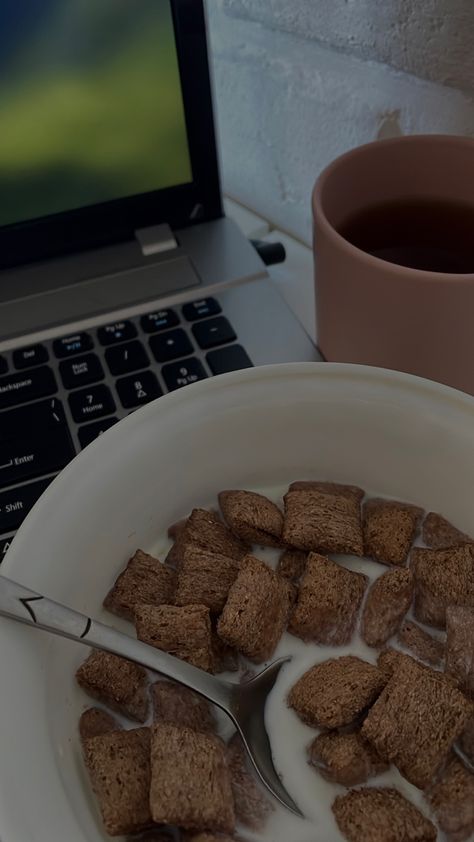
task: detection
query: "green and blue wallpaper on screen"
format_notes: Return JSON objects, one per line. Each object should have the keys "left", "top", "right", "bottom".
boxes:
{"left": 0, "top": 0, "right": 192, "bottom": 227}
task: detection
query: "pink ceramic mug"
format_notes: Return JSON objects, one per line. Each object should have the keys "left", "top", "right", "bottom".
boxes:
{"left": 312, "top": 134, "right": 474, "bottom": 394}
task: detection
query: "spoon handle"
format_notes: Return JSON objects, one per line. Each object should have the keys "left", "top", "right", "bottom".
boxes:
{"left": 0, "top": 574, "right": 232, "bottom": 711}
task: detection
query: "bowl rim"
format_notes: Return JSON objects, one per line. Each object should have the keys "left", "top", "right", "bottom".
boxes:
{"left": 4, "top": 360, "right": 474, "bottom": 580}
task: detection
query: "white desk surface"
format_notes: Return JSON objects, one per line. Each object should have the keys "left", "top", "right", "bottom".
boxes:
{"left": 224, "top": 197, "right": 317, "bottom": 345}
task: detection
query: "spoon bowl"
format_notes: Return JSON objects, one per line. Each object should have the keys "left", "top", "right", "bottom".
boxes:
{"left": 0, "top": 573, "right": 302, "bottom": 817}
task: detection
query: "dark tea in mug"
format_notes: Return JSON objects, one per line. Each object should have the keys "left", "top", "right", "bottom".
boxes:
{"left": 338, "top": 198, "right": 474, "bottom": 274}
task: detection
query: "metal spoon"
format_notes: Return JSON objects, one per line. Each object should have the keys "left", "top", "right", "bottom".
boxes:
{"left": 0, "top": 574, "right": 302, "bottom": 817}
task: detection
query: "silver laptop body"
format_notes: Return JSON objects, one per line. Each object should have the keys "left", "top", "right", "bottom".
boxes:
{"left": 0, "top": 0, "right": 317, "bottom": 555}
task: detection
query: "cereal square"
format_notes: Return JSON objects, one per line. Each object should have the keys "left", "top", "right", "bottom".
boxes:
{"left": 288, "top": 656, "right": 386, "bottom": 729}
{"left": 460, "top": 714, "right": 474, "bottom": 764}
{"left": 164, "top": 517, "right": 187, "bottom": 568}
{"left": 135, "top": 603, "right": 214, "bottom": 673}
{"left": 217, "top": 555, "right": 290, "bottom": 663}
{"left": 361, "top": 568, "right": 414, "bottom": 647}
{"left": 276, "top": 548, "right": 308, "bottom": 582}
{"left": 151, "top": 680, "right": 216, "bottom": 734}
{"left": 377, "top": 648, "right": 416, "bottom": 683}
{"left": 79, "top": 707, "right": 122, "bottom": 742}
{"left": 150, "top": 723, "right": 234, "bottom": 833}
{"left": 282, "top": 481, "right": 364, "bottom": 555}
{"left": 211, "top": 629, "right": 239, "bottom": 673}
{"left": 423, "top": 511, "right": 473, "bottom": 550}
{"left": 166, "top": 508, "right": 249, "bottom": 569}
{"left": 289, "top": 553, "right": 367, "bottom": 645}
{"left": 363, "top": 499, "right": 423, "bottom": 566}
{"left": 174, "top": 547, "right": 240, "bottom": 613}
{"left": 219, "top": 489, "right": 284, "bottom": 547}
{"left": 426, "top": 755, "right": 474, "bottom": 842}
{"left": 83, "top": 728, "right": 151, "bottom": 836}
{"left": 76, "top": 651, "right": 149, "bottom": 723}
{"left": 397, "top": 620, "right": 445, "bottom": 667}
{"left": 445, "top": 605, "right": 474, "bottom": 698}
{"left": 308, "top": 729, "right": 388, "bottom": 787}
{"left": 332, "top": 787, "right": 436, "bottom": 842}
{"left": 103, "top": 549, "right": 176, "bottom": 621}
{"left": 362, "top": 657, "right": 473, "bottom": 789}
{"left": 411, "top": 545, "right": 474, "bottom": 628}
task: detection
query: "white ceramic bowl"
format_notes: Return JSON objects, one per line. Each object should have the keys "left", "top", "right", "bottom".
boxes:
{"left": 1, "top": 362, "right": 474, "bottom": 842}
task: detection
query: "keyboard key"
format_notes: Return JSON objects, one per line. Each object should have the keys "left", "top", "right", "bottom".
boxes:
{"left": 13, "top": 344, "right": 49, "bottom": 370}
{"left": 206, "top": 345, "right": 253, "bottom": 375}
{"left": 0, "top": 399, "right": 74, "bottom": 490}
{"left": 59, "top": 353, "right": 104, "bottom": 390}
{"left": 0, "top": 356, "right": 7, "bottom": 375}
{"left": 182, "top": 297, "right": 221, "bottom": 321}
{"left": 149, "top": 329, "right": 194, "bottom": 363}
{"left": 192, "top": 316, "right": 236, "bottom": 350}
{"left": 162, "top": 358, "right": 208, "bottom": 392}
{"left": 105, "top": 340, "right": 149, "bottom": 376}
{"left": 78, "top": 417, "right": 119, "bottom": 449}
{"left": 53, "top": 332, "right": 93, "bottom": 358}
{"left": 116, "top": 371, "right": 162, "bottom": 409}
{"left": 68, "top": 384, "right": 116, "bottom": 424}
{"left": 0, "top": 427, "right": 74, "bottom": 490}
{"left": 97, "top": 320, "right": 137, "bottom": 346}
{"left": 0, "top": 366, "right": 57, "bottom": 410}
{"left": 140, "top": 309, "right": 179, "bottom": 333}
{"left": 0, "top": 534, "right": 14, "bottom": 563}
{"left": 0, "top": 477, "right": 55, "bottom": 533}
{"left": 0, "top": 397, "right": 66, "bottom": 437}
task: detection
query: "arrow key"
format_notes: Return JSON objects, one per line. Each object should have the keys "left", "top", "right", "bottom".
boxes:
{"left": 0, "top": 534, "right": 14, "bottom": 563}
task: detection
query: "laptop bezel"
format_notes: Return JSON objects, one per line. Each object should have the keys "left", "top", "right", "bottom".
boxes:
{"left": 0, "top": 0, "right": 222, "bottom": 270}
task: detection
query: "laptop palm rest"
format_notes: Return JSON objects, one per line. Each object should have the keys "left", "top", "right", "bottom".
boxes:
{"left": 0, "top": 251, "right": 200, "bottom": 341}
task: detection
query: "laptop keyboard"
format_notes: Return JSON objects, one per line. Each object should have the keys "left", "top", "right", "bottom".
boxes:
{"left": 0, "top": 296, "right": 252, "bottom": 559}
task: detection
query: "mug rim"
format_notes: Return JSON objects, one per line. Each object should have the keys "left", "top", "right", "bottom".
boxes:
{"left": 312, "top": 133, "right": 474, "bottom": 282}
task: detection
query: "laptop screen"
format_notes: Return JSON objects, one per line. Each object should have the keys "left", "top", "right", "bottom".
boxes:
{"left": 0, "top": 0, "right": 193, "bottom": 229}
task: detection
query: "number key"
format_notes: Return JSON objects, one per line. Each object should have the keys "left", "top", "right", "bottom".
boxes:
{"left": 68, "top": 384, "right": 116, "bottom": 424}
{"left": 116, "top": 371, "right": 163, "bottom": 408}
{"left": 78, "top": 417, "right": 119, "bottom": 448}
{"left": 162, "top": 358, "right": 207, "bottom": 391}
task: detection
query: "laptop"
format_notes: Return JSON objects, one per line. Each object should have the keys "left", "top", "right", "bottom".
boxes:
{"left": 0, "top": 0, "right": 318, "bottom": 559}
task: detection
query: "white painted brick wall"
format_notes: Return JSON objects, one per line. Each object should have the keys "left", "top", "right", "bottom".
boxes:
{"left": 206, "top": 0, "right": 474, "bottom": 243}
{"left": 222, "top": 0, "right": 474, "bottom": 92}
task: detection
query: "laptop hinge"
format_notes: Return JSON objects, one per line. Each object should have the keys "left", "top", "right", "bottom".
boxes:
{"left": 135, "top": 223, "right": 178, "bottom": 257}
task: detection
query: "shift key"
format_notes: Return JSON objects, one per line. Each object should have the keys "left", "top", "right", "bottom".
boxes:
{"left": 0, "top": 477, "right": 54, "bottom": 533}
{"left": 0, "top": 366, "right": 57, "bottom": 409}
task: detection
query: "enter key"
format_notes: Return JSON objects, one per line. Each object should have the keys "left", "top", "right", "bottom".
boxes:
{"left": 0, "top": 426, "right": 75, "bottom": 490}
